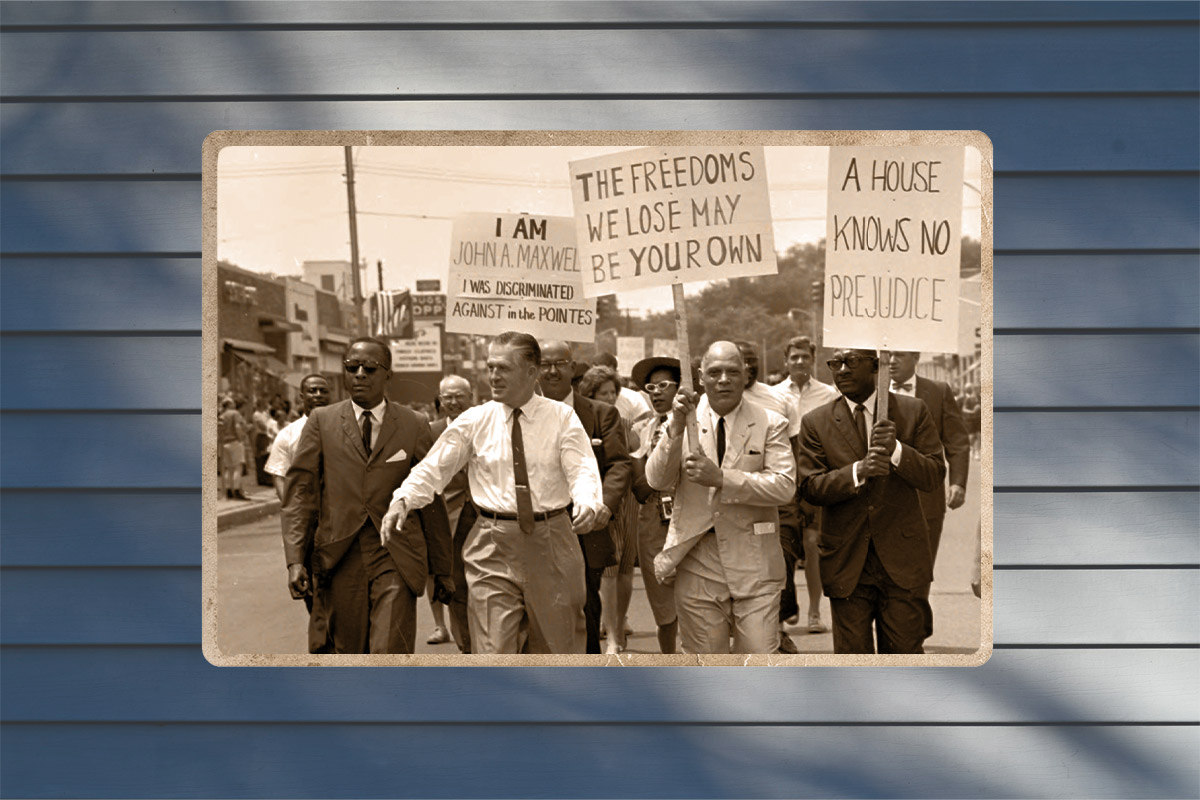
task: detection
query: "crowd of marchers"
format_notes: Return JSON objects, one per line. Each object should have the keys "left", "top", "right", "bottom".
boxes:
{"left": 249, "top": 329, "right": 974, "bottom": 656}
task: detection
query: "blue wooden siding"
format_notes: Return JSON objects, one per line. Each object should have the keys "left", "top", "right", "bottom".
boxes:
{"left": 1, "top": 2, "right": 1197, "bottom": 797}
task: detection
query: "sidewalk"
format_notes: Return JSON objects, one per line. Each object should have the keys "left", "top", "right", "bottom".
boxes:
{"left": 216, "top": 479, "right": 280, "bottom": 530}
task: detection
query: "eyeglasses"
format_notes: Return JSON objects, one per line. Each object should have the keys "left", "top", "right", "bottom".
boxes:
{"left": 826, "top": 355, "right": 876, "bottom": 372}
{"left": 539, "top": 359, "right": 572, "bottom": 373}
{"left": 439, "top": 393, "right": 469, "bottom": 402}
{"left": 343, "top": 359, "right": 388, "bottom": 374}
{"left": 643, "top": 380, "right": 678, "bottom": 394}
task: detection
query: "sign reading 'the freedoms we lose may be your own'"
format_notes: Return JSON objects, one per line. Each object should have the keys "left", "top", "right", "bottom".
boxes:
{"left": 569, "top": 146, "right": 778, "bottom": 297}
{"left": 823, "top": 146, "right": 965, "bottom": 353}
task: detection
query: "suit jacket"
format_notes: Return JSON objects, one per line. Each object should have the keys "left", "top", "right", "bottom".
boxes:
{"left": 646, "top": 397, "right": 796, "bottom": 596}
{"left": 571, "top": 394, "right": 632, "bottom": 569}
{"left": 913, "top": 376, "right": 971, "bottom": 523}
{"left": 797, "top": 393, "right": 945, "bottom": 597}
{"left": 283, "top": 399, "right": 453, "bottom": 596}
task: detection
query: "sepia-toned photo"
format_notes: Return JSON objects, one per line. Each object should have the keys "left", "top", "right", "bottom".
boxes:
{"left": 202, "top": 131, "right": 991, "bottom": 666}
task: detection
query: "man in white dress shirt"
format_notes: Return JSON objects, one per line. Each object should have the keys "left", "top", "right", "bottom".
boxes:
{"left": 265, "top": 374, "right": 332, "bottom": 502}
{"left": 382, "top": 331, "right": 603, "bottom": 654}
{"left": 772, "top": 335, "right": 839, "bottom": 633}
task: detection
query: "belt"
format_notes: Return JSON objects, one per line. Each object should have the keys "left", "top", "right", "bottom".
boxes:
{"left": 476, "top": 506, "right": 569, "bottom": 523}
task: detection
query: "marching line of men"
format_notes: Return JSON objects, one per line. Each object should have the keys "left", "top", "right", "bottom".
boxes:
{"left": 274, "top": 329, "right": 970, "bottom": 656}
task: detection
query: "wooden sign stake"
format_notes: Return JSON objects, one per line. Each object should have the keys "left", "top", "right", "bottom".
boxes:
{"left": 876, "top": 350, "right": 891, "bottom": 426}
{"left": 672, "top": 283, "right": 701, "bottom": 452}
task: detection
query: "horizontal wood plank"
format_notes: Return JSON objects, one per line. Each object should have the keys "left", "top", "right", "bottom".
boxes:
{"left": 3, "top": 1, "right": 1197, "bottom": 26}
{"left": 1, "top": 723, "right": 1195, "bottom": 798}
{"left": 1, "top": 333, "right": 1195, "bottom": 410}
{"left": 1, "top": 568, "right": 1194, "bottom": 645}
{"left": 1, "top": 646, "right": 1195, "bottom": 723}
{"left": 1, "top": 175, "right": 1196, "bottom": 253}
{"left": 2, "top": 490, "right": 1196, "bottom": 568}
{"left": 996, "top": 253, "right": 1200, "bottom": 329}
{"left": 2, "top": 411, "right": 1194, "bottom": 488}
{"left": 3, "top": 28, "right": 1197, "bottom": 97}
{"left": 3, "top": 97, "right": 1197, "bottom": 174}
{"left": 4, "top": 254, "right": 1196, "bottom": 333}
{"left": 996, "top": 491, "right": 1200, "bottom": 565}
{"left": 1, "top": 335, "right": 200, "bottom": 410}
{"left": 0, "top": 413, "right": 200, "bottom": 488}
{"left": 994, "top": 411, "right": 1198, "bottom": 487}
{"left": 0, "top": 258, "right": 201, "bottom": 331}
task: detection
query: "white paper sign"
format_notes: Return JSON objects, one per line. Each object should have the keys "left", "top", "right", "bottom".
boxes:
{"left": 390, "top": 320, "right": 441, "bottom": 373}
{"left": 446, "top": 213, "right": 595, "bottom": 341}
{"left": 569, "top": 146, "right": 778, "bottom": 297}
{"left": 615, "top": 337, "right": 646, "bottom": 376}
{"left": 823, "top": 146, "right": 964, "bottom": 352}
{"left": 652, "top": 338, "right": 680, "bottom": 360}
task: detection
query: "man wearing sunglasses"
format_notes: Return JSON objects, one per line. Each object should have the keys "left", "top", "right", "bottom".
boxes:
{"left": 796, "top": 348, "right": 945, "bottom": 655}
{"left": 382, "top": 332, "right": 604, "bottom": 654}
{"left": 536, "top": 340, "right": 632, "bottom": 655}
{"left": 282, "top": 337, "right": 454, "bottom": 654}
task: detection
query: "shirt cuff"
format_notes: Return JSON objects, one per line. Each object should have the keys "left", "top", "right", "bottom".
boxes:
{"left": 852, "top": 460, "right": 862, "bottom": 487}
{"left": 890, "top": 441, "right": 904, "bottom": 467}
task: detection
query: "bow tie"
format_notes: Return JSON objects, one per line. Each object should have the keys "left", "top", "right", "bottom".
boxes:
{"left": 893, "top": 382, "right": 913, "bottom": 392}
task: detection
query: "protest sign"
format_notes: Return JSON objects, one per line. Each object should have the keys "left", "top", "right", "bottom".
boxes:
{"left": 823, "top": 146, "right": 964, "bottom": 353}
{"left": 616, "top": 337, "right": 646, "bottom": 376}
{"left": 389, "top": 320, "right": 441, "bottom": 372}
{"left": 569, "top": 146, "right": 777, "bottom": 297}
{"left": 651, "top": 338, "right": 680, "bottom": 360}
{"left": 446, "top": 213, "right": 595, "bottom": 341}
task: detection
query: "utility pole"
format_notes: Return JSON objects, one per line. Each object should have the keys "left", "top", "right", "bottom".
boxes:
{"left": 376, "top": 259, "right": 384, "bottom": 292}
{"left": 344, "top": 146, "right": 365, "bottom": 334}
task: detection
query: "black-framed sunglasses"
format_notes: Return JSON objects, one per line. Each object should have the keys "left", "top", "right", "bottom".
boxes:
{"left": 343, "top": 359, "right": 388, "bottom": 374}
{"left": 826, "top": 355, "right": 876, "bottom": 372}
{"left": 643, "top": 380, "right": 679, "bottom": 394}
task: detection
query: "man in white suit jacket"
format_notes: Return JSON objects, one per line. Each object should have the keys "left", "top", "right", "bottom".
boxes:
{"left": 646, "top": 341, "right": 796, "bottom": 654}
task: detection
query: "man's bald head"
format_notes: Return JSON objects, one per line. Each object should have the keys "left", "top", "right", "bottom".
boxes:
{"left": 699, "top": 341, "right": 746, "bottom": 416}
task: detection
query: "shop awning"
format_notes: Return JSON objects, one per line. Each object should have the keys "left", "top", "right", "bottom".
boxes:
{"left": 258, "top": 313, "right": 302, "bottom": 334}
{"left": 222, "top": 337, "right": 276, "bottom": 354}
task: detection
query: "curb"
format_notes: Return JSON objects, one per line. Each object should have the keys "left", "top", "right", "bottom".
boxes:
{"left": 218, "top": 498, "right": 281, "bottom": 530}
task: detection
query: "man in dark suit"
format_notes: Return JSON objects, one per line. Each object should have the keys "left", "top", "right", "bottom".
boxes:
{"left": 282, "top": 337, "right": 454, "bottom": 654}
{"left": 797, "top": 348, "right": 945, "bottom": 654}
{"left": 889, "top": 351, "right": 971, "bottom": 563}
{"left": 538, "top": 339, "right": 632, "bottom": 654}
{"left": 427, "top": 373, "right": 475, "bottom": 652}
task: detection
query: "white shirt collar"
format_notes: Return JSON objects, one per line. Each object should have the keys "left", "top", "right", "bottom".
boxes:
{"left": 351, "top": 398, "right": 387, "bottom": 422}
{"left": 505, "top": 393, "right": 543, "bottom": 420}
{"left": 704, "top": 395, "right": 745, "bottom": 428}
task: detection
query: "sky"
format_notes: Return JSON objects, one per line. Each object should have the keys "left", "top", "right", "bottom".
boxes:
{"left": 217, "top": 144, "right": 982, "bottom": 315}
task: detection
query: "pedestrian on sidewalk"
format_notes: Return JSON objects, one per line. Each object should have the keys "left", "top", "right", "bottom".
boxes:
{"left": 219, "top": 396, "right": 250, "bottom": 501}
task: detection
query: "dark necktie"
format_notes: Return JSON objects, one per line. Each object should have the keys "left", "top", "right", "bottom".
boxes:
{"left": 361, "top": 410, "right": 373, "bottom": 456}
{"left": 511, "top": 408, "right": 535, "bottom": 534}
{"left": 716, "top": 416, "right": 727, "bottom": 465}
{"left": 854, "top": 403, "right": 868, "bottom": 450}
{"left": 651, "top": 415, "right": 667, "bottom": 450}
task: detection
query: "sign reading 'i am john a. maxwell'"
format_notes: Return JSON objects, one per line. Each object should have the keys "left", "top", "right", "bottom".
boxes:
{"left": 824, "top": 146, "right": 965, "bottom": 353}
{"left": 569, "top": 146, "right": 778, "bottom": 297}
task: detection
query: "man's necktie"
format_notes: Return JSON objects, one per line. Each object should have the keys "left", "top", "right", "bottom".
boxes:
{"left": 361, "top": 410, "right": 373, "bottom": 456}
{"left": 854, "top": 403, "right": 868, "bottom": 450}
{"left": 716, "top": 416, "right": 727, "bottom": 466}
{"left": 511, "top": 408, "right": 535, "bottom": 534}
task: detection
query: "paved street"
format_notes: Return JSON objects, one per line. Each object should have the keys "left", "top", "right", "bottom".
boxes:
{"left": 217, "top": 467, "right": 982, "bottom": 656}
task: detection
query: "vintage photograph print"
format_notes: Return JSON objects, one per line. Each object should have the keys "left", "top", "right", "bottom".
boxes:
{"left": 202, "top": 132, "right": 991, "bottom": 666}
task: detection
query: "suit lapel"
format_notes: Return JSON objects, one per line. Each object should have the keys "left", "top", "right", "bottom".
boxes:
{"left": 370, "top": 402, "right": 402, "bottom": 464}
{"left": 574, "top": 394, "right": 595, "bottom": 436}
{"left": 832, "top": 397, "right": 867, "bottom": 458}
{"left": 341, "top": 401, "right": 369, "bottom": 461}
{"left": 724, "top": 408, "right": 755, "bottom": 466}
